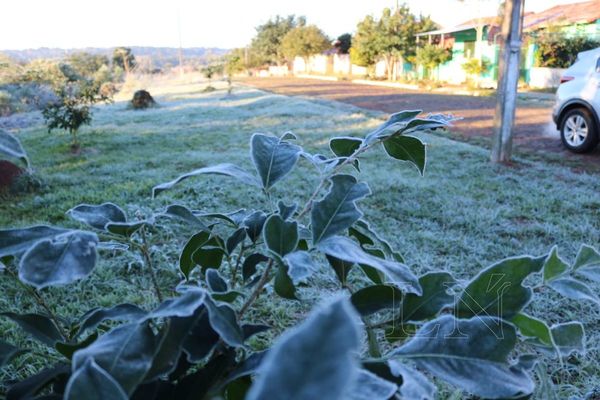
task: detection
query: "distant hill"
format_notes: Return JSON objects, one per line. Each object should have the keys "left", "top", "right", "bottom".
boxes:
{"left": 1, "top": 47, "right": 229, "bottom": 68}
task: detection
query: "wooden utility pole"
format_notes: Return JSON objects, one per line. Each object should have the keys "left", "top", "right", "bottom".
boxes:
{"left": 491, "top": 0, "right": 525, "bottom": 163}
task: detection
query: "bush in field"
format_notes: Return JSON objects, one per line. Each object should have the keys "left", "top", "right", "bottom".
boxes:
{"left": 130, "top": 89, "right": 156, "bottom": 109}
{"left": 535, "top": 33, "right": 600, "bottom": 68}
{"left": 41, "top": 66, "right": 111, "bottom": 150}
{"left": 0, "top": 112, "right": 598, "bottom": 399}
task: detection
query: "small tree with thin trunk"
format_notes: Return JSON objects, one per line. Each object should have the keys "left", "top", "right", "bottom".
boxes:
{"left": 280, "top": 25, "right": 330, "bottom": 73}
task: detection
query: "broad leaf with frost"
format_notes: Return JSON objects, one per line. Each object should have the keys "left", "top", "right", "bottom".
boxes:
{"left": 153, "top": 163, "right": 261, "bottom": 197}
{"left": 19, "top": 230, "right": 98, "bottom": 289}
{"left": 391, "top": 315, "right": 535, "bottom": 399}
{"left": 251, "top": 133, "right": 302, "bottom": 190}
{"left": 246, "top": 298, "right": 361, "bottom": 400}
{"left": 311, "top": 174, "right": 371, "bottom": 243}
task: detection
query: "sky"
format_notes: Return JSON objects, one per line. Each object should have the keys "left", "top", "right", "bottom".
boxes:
{"left": 0, "top": 0, "right": 588, "bottom": 50}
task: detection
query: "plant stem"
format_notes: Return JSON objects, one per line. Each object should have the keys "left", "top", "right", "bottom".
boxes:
{"left": 231, "top": 242, "right": 247, "bottom": 288}
{"left": 297, "top": 144, "right": 372, "bottom": 219}
{"left": 5, "top": 267, "right": 69, "bottom": 341}
{"left": 343, "top": 283, "right": 382, "bottom": 358}
{"left": 238, "top": 259, "right": 273, "bottom": 318}
{"left": 139, "top": 227, "right": 164, "bottom": 303}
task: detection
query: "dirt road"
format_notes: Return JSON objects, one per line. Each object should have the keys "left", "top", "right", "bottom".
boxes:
{"left": 240, "top": 76, "right": 600, "bottom": 169}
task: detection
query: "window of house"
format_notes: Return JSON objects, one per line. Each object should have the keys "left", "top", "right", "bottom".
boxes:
{"left": 464, "top": 41, "right": 476, "bottom": 59}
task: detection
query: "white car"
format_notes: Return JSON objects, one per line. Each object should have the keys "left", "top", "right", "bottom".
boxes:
{"left": 553, "top": 47, "right": 600, "bottom": 153}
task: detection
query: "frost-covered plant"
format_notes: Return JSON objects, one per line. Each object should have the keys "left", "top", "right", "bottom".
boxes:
{"left": 0, "top": 111, "right": 598, "bottom": 399}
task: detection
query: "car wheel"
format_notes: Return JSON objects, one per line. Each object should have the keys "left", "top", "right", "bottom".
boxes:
{"left": 560, "top": 108, "right": 599, "bottom": 153}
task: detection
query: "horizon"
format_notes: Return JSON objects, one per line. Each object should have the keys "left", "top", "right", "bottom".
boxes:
{"left": 0, "top": 0, "right": 588, "bottom": 51}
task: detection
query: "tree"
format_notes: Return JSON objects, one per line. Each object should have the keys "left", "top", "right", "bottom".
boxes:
{"left": 250, "top": 15, "right": 305, "bottom": 67}
{"left": 491, "top": 0, "right": 525, "bottom": 163}
{"left": 415, "top": 44, "right": 451, "bottom": 79}
{"left": 462, "top": 57, "right": 492, "bottom": 86}
{"left": 280, "top": 25, "right": 330, "bottom": 72}
{"left": 66, "top": 52, "right": 109, "bottom": 78}
{"left": 351, "top": 7, "right": 438, "bottom": 80}
{"left": 112, "top": 47, "right": 136, "bottom": 75}
{"left": 334, "top": 33, "right": 352, "bottom": 54}
{"left": 350, "top": 15, "right": 380, "bottom": 68}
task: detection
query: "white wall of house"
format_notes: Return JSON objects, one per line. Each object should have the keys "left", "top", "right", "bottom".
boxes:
{"left": 529, "top": 67, "right": 566, "bottom": 88}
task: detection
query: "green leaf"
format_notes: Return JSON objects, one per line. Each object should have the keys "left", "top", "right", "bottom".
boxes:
{"left": 19, "top": 230, "right": 98, "bottom": 289}
{"left": 543, "top": 246, "right": 569, "bottom": 282}
{"left": 152, "top": 163, "right": 260, "bottom": 197}
{"left": 242, "top": 253, "right": 268, "bottom": 281}
{"left": 317, "top": 236, "right": 421, "bottom": 295}
{"left": 179, "top": 231, "right": 211, "bottom": 279}
{"left": 65, "top": 359, "right": 128, "bottom": 400}
{"left": 349, "top": 219, "right": 404, "bottom": 263}
{"left": 6, "top": 364, "right": 69, "bottom": 400}
{"left": 392, "top": 315, "right": 535, "bottom": 399}
{"left": 284, "top": 250, "right": 318, "bottom": 284}
{"left": 329, "top": 137, "right": 362, "bottom": 170}
{"left": 250, "top": 133, "right": 302, "bottom": 190}
{"left": 192, "top": 236, "right": 225, "bottom": 273}
{"left": 401, "top": 271, "right": 455, "bottom": 322}
{"left": 383, "top": 135, "right": 426, "bottom": 175}
{"left": 72, "top": 323, "right": 157, "bottom": 395}
{"left": 1, "top": 312, "right": 63, "bottom": 346}
{"left": 0, "top": 340, "right": 26, "bottom": 367}
{"left": 388, "top": 361, "right": 436, "bottom": 400}
{"left": 547, "top": 277, "right": 600, "bottom": 305}
{"left": 66, "top": 203, "right": 127, "bottom": 231}
{"left": 145, "top": 289, "right": 206, "bottom": 320}
{"left": 0, "top": 225, "right": 69, "bottom": 257}
{"left": 344, "top": 369, "right": 397, "bottom": 400}
{"left": 75, "top": 304, "right": 146, "bottom": 338}
{"left": 180, "top": 307, "right": 220, "bottom": 362}
{"left": 572, "top": 245, "right": 600, "bottom": 282}
{"left": 350, "top": 285, "right": 403, "bottom": 316}
{"left": 573, "top": 244, "right": 600, "bottom": 270}
{"left": 311, "top": 174, "right": 371, "bottom": 243}
{"left": 243, "top": 211, "right": 267, "bottom": 243}
{"left": 326, "top": 255, "right": 353, "bottom": 285}
{"left": 456, "top": 255, "right": 545, "bottom": 319}
{"left": 206, "top": 269, "right": 228, "bottom": 292}
{"left": 196, "top": 209, "right": 248, "bottom": 227}
{"left": 277, "top": 201, "right": 297, "bottom": 220}
{"left": 205, "top": 297, "right": 244, "bottom": 347}
{"left": 55, "top": 332, "right": 98, "bottom": 359}
{"left": 550, "top": 322, "right": 585, "bottom": 356}
{"left": 274, "top": 264, "right": 298, "bottom": 300}
{"left": 246, "top": 298, "right": 361, "bottom": 400}
{"left": 263, "top": 214, "right": 298, "bottom": 257}
{"left": 0, "top": 129, "right": 29, "bottom": 167}
{"left": 105, "top": 221, "right": 147, "bottom": 237}
{"left": 226, "top": 228, "right": 246, "bottom": 254}
{"left": 511, "top": 313, "right": 553, "bottom": 346}
{"left": 364, "top": 110, "right": 422, "bottom": 145}
{"left": 329, "top": 136, "right": 363, "bottom": 157}
{"left": 158, "top": 204, "right": 210, "bottom": 231}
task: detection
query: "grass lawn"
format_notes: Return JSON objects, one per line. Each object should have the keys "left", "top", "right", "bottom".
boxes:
{"left": 1, "top": 75, "right": 599, "bottom": 398}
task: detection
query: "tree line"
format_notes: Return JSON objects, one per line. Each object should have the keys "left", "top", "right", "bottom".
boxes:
{"left": 224, "top": 6, "right": 444, "bottom": 79}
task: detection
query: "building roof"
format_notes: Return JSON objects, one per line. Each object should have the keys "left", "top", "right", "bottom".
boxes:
{"left": 417, "top": 1, "right": 600, "bottom": 37}
{"left": 523, "top": 1, "right": 600, "bottom": 30}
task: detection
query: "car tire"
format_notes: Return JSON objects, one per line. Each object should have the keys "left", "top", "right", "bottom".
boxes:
{"left": 560, "top": 108, "right": 599, "bottom": 153}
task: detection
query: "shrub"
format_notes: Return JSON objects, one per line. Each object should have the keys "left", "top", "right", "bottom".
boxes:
{"left": 130, "top": 90, "right": 156, "bottom": 110}
{"left": 0, "top": 112, "right": 598, "bottom": 399}
{"left": 414, "top": 45, "right": 451, "bottom": 80}
{"left": 535, "top": 33, "right": 600, "bottom": 68}
{"left": 41, "top": 71, "right": 111, "bottom": 150}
